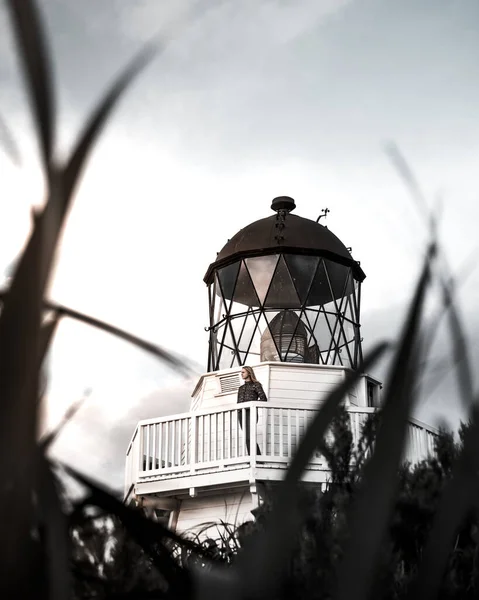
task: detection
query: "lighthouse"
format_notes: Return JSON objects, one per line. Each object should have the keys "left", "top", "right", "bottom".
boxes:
{"left": 124, "top": 197, "right": 438, "bottom": 534}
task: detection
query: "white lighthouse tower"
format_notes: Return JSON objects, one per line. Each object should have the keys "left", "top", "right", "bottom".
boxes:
{"left": 124, "top": 197, "right": 438, "bottom": 534}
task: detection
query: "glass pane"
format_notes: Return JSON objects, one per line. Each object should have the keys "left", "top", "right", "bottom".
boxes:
{"left": 234, "top": 262, "right": 260, "bottom": 307}
{"left": 264, "top": 256, "right": 300, "bottom": 308}
{"left": 213, "top": 275, "right": 228, "bottom": 321}
{"left": 310, "top": 260, "right": 354, "bottom": 305}
{"left": 217, "top": 261, "right": 240, "bottom": 301}
{"left": 220, "top": 323, "right": 238, "bottom": 368}
{"left": 230, "top": 313, "right": 248, "bottom": 352}
{"left": 251, "top": 313, "right": 272, "bottom": 361}
{"left": 306, "top": 260, "right": 332, "bottom": 307}
{"left": 245, "top": 255, "right": 278, "bottom": 304}
{"left": 303, "top": 308, "right": 321, "bottom": 343}
{"left": 284, "top": 255, "right": 319, "bottom": 305}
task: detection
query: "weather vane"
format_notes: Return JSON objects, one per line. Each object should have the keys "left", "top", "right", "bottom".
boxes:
{"left": 316, "top": 208, "right": 330, "bottom": 222}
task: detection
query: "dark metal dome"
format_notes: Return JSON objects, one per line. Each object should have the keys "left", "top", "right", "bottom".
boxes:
{"left": 204, "top": 198, "right": 365, "bottom": 283}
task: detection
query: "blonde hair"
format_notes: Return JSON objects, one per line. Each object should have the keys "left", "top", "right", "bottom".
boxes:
{"left": 242, "top": 365, "right": 258, "bottom": 382}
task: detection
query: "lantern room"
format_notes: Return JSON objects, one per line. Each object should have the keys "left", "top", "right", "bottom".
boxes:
{"left": 204, "top": 197, "right": 365, "bottom": 372}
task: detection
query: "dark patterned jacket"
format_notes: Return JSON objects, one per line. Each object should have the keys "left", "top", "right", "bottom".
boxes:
{"left": 237, "top": 381, "right": 267, "bottom": 404}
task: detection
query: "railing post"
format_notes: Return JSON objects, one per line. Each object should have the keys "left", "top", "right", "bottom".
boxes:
{"left": 138, "top": 425, "right": 144, "bottom": 473}
{"left": 190, "top": 414, "right": 197, "bottom": 474}
{"left": 263, "top": 404, "right": 268, "bottom": 456}
{"left": 125, "top": 442, "right": 131, "bottom": 498}
{"left": 251, "top": 403, "right": 257, "bottom": 468}
{"left": 241, "top": 407, "right": 246, "bottom": 457}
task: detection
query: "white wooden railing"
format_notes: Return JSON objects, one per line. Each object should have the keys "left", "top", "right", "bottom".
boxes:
{"left": 125, "top": 403, "right": 438, "bottom": 497}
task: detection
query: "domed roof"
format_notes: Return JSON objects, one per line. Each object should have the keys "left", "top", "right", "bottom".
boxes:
{"left": 204, "top": 197, "right": 365, "bottom": 283}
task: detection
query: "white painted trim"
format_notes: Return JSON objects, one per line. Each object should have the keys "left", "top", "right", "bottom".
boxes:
{"left": 125, "top": 397, "right": 439, "bottom": 501}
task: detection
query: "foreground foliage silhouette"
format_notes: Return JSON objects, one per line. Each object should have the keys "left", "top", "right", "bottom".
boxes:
{"left": 68, "top": 410, "right": 479, "bottom": 600}
{"left": 239, "top": 408, "right": 479, "bottom": 600}
{"left": 0, "top": 1, "right": 477, "bottom": 599}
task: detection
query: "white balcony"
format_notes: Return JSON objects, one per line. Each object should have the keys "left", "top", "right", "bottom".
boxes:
{"left": 125, "top": 402, "right": 438, "bottom": 501}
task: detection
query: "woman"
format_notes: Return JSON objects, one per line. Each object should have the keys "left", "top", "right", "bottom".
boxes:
{"left": 237, "top": 366, "right": 267, "bottom": 455}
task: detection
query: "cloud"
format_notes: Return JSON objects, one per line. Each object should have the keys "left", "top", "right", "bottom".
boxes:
{"left": 118, "top": 0, "right": 353, "bottom": 46}
{"left": 1, "top": 0, "right": 479, "bottom": 489}
{"left": 49, "top": 377, "right": 196, "bottom": 490}
{"left": 362, "top": 280, "right": 479, "bottom": 431}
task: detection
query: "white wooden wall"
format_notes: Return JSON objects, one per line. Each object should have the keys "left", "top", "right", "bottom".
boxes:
{"left": 175, "top": 490, "right": 255, "bottom": 535}
{"left": 267, "top": 364, "right": 344, "bottom": 405}
{"left": 190, "top": 363, "right": 360, "bottom": 413}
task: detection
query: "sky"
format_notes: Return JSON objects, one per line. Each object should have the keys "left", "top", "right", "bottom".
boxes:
{"left": 0, "top": 0, "right": 478, "bottom": 490}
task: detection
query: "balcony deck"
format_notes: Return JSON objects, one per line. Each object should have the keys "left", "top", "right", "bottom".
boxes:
{"left": 125, "top": 402, "right": 438, "bottom": 501}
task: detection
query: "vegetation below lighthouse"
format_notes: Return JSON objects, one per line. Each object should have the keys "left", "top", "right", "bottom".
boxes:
{"left": 0, "top": 1, "right": 477, "bottom": 599}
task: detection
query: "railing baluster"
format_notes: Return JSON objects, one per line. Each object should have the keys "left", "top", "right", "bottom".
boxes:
{"left": 152, "top": 424, "right": 156, "bottom": 470}
{"left": 235, "top": 408, "right": 239, "bottom": 458}
{"left": 228, "top": 411, "right": 232, "bottom": 459}
{"left": 412, "top": 426, "right": 418, "bottom": 463}
{"left": 287, "top": 409, "right": 292, "bottom": 458}
{"left": 210, "top": 414, "right": 214, "bottom": 462}
{"left": 263, "top": 405, "right": 268, "bottom": 456}
{"left": 410, "top": 426, "right": 417, "bottom": 463}
{"left": 251, "top": 404, "right": 257, "bottom": 465}
{"left": 177, "top": 419, "right": 182, "bottom": 466}
{"left": 206, "top": 414, "right": 210, "bottom": 463}
{"left": 241, "top": 407, "right": 246, "bottom": 457}
{"left": 303, "top": 410, "right": 307, "bottom": 457}
{"left": 215, "top": 413, "right": 219, "bottom": 461}
{"left": 274, "top": 408, "right": 278, "bottom": 455}
{"left": 182, "top": 419, "right": 186, "bottom": 466}
{"left": 139, "top": 425, "right": 144, "bottom": 472}
{"left": 279, "top": 409, "right": 284, "bottom": 458}
{"left": 158, "top": 423, "right": 163, "bottom": 469}
{"left": 145, "top": 425, "right": 150, "bottom": 471}
{"left": 165, "top": 422, "right": 169, "bottom": 469}
{"left": 190, "top": 416, "right": 196, "bottom": 473}
{"left": 412, "top": 426, "right": 418, "bottom": 462}
{"left": 295, "top": 409, "right": 299, "bottom": 454}
{"left": 419, "top": 426, "right": 425, "bottom": 461}
{"left": 220, "top": 412, "right": 224, "bottom": 461}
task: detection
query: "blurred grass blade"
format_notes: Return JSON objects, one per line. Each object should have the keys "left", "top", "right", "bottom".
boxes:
{"left": 47, "top": 301, "right": 193, "bottom": 376}
{"left": 417, "top": 264, "right": 475, "bottom": 410}
{"left": 6, "top": 0, "right": 54, "bottom": 173}
{"left": 384, "top": 141, "right": 429, "bottom": 221}
{"left": 37, "top": 453, "right": 70, "bottom": 600}
{"left": 0, "top": 292, "right": 194, "bottom": 375}
{"left": 439, "top": 276, "right": 475, "bottom": 408}
{"left": 63, "top": 42, "right": 156, "bottom": 203}
{"left": 412, "top": 406, "right": 479, "bottom": 600}
{"left": 336, "top": 244, "right": 435, "bottom": 600}
{"left": 62, "top": 464, "right": 201, "bottom": 555}
{"left": 41, "top": 389, "right": 91, "bottom": 451}
{"left": 386, "top": 142, "right": 475, "bottom": 409}
{"left": 0, "top": 212, "right": 44, "bottom": 592}
{"left": 419, "top": 249, "right": 478, "bottom": 393}
{"left": 63, "top": 464, "right": 212, "bottom": 597}
{"left": 230, "top": 342, "right": 389, "bottom": 600}
{"left": 39, "top": 312, "right": 59, "bottom": 365}
{"left": 0, "top": 112, "right": 21, "bottom": 165}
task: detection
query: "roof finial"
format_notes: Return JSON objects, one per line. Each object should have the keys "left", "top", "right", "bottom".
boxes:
{"left": 272, "top": 197, "right": 295, "bottom": 244}
{"left": 271, "top": 196, "right": 296, "bottom": 213}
